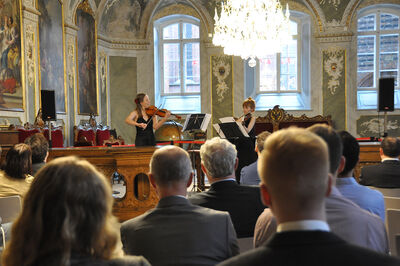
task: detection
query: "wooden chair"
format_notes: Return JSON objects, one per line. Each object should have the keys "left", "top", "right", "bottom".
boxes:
{"left": 387, "top": 209, "right": 400, "bottom": 256}
{"left": 0, "top": 195, "right": 22, "bottom": 248}
{"left": 0, "top": 195, "right": 22, "bottom": 224}
{"left": 254, "top": 105, "right": 332, "bottom": 135}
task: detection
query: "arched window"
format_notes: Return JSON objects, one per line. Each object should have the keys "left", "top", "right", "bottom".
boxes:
{"left": 245, "top": 11, "right": 311, "bottom": 110}
{"left": 154, "top": 15, "right": 201, "bottom": 113}
{"left": 357, "top": 5, "right": 400, "bottom": 109}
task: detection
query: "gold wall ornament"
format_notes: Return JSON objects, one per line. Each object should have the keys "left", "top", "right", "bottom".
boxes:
{"left": 323, "top": 48, "right": 344, "bottom": 95}
{"left": 77, "top": 0, "right": 94, "bottom": 17}
{"left": 25, "top": 25, "right": 36, "bottom": 87}
{"left": 67, "top": 38, "right": 75, "bottom": 90}
{"left": 99, "top": 53, "right": 106, "bottom": 93}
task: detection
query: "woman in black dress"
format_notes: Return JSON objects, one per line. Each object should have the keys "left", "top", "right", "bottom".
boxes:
{"left": 125, "top": 93, "right": 171, "bottom": 146}
{"left": 235, "top": 97, "right": 257, "bottom": 183}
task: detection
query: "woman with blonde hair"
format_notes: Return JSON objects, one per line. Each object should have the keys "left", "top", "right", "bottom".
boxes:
{"left": 2, "top": 156, "right": 149, "bottom": 266}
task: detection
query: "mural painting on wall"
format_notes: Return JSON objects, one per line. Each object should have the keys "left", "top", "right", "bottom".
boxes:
{"left": 100, "top": 0, "right": 146, "bottom": 39}
{"left": 322, "top": 48, "right": 346, "bottom": 130}
{"left": 77, "top": 2, "right": 97, "bottom": 115}
{"left": 318, "top": 0, "right": 348, "bottom": 25}
{"left": 0, "top": 0, "right": 22, "bottom": 111}
{"left": 38, "top": 0, "right": 65, "bottom": 113}
{"left": 357, "top": 115, "right": 400, "bottom": 137}
{"left": 211, "top": 55, "right": 233, "bottom": 137}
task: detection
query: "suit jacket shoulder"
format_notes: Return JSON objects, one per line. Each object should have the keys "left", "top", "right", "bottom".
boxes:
{"left": 121, "top": 196, "right": 239, "bottom": 266}
{"left": 218, "top": 231, "right": 400, "bottom": 266}
{"left": 189, "top": 181, "right": 265, "bottom": 238}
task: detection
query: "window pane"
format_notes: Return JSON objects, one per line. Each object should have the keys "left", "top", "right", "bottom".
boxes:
{"left": 358, "top": 54, "right": 374, "bottom": 71}
{"left": 380, "top": 35, "right": 399, "bottom": 53}
{"left": 380, "top": 13, "right": 399, "bottom": 30}
{"left": 163, "top": 23, "right": 179, "bottom": 39}
{"left": 357, "top": 72, "right": 374, "bottom": 88}
{"left": 163, "top": 43, "right": 180, "bottom": 93}
{"left": 358, "top": 14, "right": 376, "bottom": 32}
{"left": 290, "top": 20, "right": 297, "bottom": 35}
{"left": 184, "top": 43, "right": 200, "bottom": 93}
{"left": 280, "top": 40, "right": 297, "bottom": 91}
{"left": 260, "top": 55, "right": 277, "bottom": 91}
{"left": 380, "top": 53, "right": 398, "bottom": 70}
{"left": 183, "top": 23, "right": 199, "bottom": 39}
{"left": 358, "top": 36, "right": 375, "bottom": 53}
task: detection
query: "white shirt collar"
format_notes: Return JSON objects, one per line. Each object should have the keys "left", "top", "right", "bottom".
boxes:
{"left": 382, "top": 158, "right": 399, "bottom": 162}
{"left": 277, "top": 220, "right": 330, "bottom": 233}
{"left": 211, "top": 178, "right": 236, "bottom": 184}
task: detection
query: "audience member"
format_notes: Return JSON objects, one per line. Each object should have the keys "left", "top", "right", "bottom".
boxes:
{"left": 2, "top": 156, "right": 149, "bottom": 266}
{"left": 360, "top": 136, "right": 400, "bottom": 188}
{"left": 219, "top": 128, "right": 399, "bottom": 266}
{"left": 189, "top": 137, "right": 265, "bottom": 238}
{"left": 254, "top": 125, "right": 388, "bottom": 253}
{"left": 240, "top": 131, "right": 271, "bottom": 185}
{"left": 24, "top": 133, "right": 49, "bottom": 175}
{"left": 121, "top": 146, "right": 238, "bottom": 266}
{"left": 337, "top": 131, "right": 385, "bottom": 221}
{"left": 0, "top": 143, "right": 33, "bottom": 200}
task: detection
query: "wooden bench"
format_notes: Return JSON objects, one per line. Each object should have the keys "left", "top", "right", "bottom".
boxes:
{"left": 254, "top": 105, "right": 332, "bottom": 135}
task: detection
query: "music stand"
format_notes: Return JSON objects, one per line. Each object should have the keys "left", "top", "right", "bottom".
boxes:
{"left": 183, "top": 113, "right": 211, "bottom": 132}
{"left": 214, "top": 121, "right": 249, "bottom": 139}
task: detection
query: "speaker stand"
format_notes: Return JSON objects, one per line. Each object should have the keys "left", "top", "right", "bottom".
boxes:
{"left": 383, "top": 111, "right": 388, "bottom": 138}
{"left": 47, "top": 120, "right": 53, "bottom": 149}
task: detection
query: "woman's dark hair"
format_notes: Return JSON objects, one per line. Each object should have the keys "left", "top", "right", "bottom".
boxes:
{"left": 2, "top": 156, "right": 119, "bottom": 266}
{"left": 135, "top": 93, "right": 146, "bottom": 118}
{"left": 4, "top": 143, "right": 32, "bottom": 179}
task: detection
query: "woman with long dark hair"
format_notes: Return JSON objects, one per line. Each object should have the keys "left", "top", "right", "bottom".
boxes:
{"left": 2, "top": 156, "right": 150, "bottom": 266}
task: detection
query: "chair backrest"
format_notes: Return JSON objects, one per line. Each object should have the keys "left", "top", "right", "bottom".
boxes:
{"left": 237, "top": 237, "right": 254, "bottom": 253}
{"left": 387, "top": 209, "right": 400, "bottom": 256}
{"left": 368, "top": 186, "right": 400, "bottom": 197}
{"left": 384, "top": 197, "right": 400, "bottom": 210}
{"left": 0, "top": 196, "right": 22, "bottom": 223}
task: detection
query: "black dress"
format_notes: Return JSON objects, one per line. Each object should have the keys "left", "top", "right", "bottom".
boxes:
{"left": 234, "top": 116, "right": 257, "bottom": 183}
{"left": 135, "top": 117, "right": 156, "bottom": 147}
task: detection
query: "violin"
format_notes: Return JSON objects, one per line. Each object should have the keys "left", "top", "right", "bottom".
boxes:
{"left": 145, "top": 105, "right": 182, "bottom": 119}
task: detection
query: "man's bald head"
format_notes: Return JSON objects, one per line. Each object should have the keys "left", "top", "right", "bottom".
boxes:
{"left": 150, "top": 146, "right": 192, "bottom": 186}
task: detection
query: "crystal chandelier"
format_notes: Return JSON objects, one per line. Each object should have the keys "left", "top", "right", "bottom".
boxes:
{"left": 213, "top": 0, "right": 291, "bottom": 67}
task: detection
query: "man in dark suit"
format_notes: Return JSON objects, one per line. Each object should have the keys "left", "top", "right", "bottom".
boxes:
{"left": 189, "top": 137, "right": 265, "bottom": 238}
{"left": 120, "top": 145, "right": 238, "bottom": 266}
{"left": 219, "top": 128, "right": 399, "bottom": 266}
{"left": 360, "top": 136, "right": 400, "bottom": 188}
{"left": 240, "top": 131, "right": 271, "bottom": 185}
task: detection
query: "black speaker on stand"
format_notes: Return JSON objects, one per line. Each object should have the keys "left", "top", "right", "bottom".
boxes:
{"left": 41, "top": 90, "right": 56, "bottom": 148}
{"left": 378, "top": 77, "right": 395, "bottom": 137}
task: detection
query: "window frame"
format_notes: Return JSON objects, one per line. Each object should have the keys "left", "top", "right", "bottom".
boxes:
{"left": 256, "top": 19, "right": 301, "bottom": 94}
{"left": 154, "top": 15, "right": 201, "bottom": 97}
{"left": 356, "top": 5, "right": 400, "bottom": 110}
{"left": 244, "top": 10, "right": 311, "bottom": 111}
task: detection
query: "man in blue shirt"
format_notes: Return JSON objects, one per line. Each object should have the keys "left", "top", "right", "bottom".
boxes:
{"left": 337, "top": 131, "right": 385, "bottom": 221}
{"left": 240, "top": 131, "right": 271, "bottom": 185}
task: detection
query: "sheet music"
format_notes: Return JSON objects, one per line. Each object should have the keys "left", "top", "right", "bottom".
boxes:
{"left": 213, "top": 123, "right": 226, "bottom": 138}
{"left": 219, "top": 117, "right": 235, "bottom": 123}
{"left": 183, "top": 113, "right": 212, "bottom": 132}
{"left": 201, "top": 114, "right": 212, "bottom": 131}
